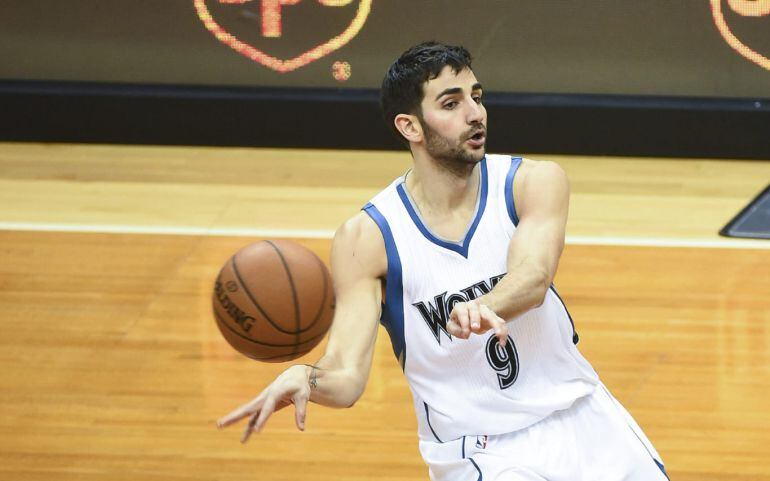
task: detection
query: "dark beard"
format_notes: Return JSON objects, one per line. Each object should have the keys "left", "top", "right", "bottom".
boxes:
{"left": 422, "top": 120, "right": 486, "bottom": 178}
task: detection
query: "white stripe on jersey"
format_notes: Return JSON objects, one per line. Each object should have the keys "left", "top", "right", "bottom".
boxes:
{"left": 364, "top": 155, "right": 599, "bottom": 442}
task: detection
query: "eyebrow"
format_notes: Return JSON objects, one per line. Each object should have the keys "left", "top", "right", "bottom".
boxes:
{"left": 434, "top": 83, "right": 484, "bottom": 101}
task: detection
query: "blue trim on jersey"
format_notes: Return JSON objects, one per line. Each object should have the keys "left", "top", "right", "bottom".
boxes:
{"left": 363, "top": 203, "right": 406, "bottom": 368}
{"left": 423, "top": 402, "right": 444, "bottom": 443}
{"left": 461, "top": 436, "right": 466, "bottom": 459}
{"left": 655, "top": 459, "right": 670, "bottom": 480}
{"left": 549, "top": 285, "right": 579, "bottom": 345}
{"left": 469, "top": 458, "right": 483, "bottom": 481}
{"left": 395, "top": 157, "right": 488, "bottom": 259}
{"left": 505, "top": 157, "right": 523, "bottom": 226}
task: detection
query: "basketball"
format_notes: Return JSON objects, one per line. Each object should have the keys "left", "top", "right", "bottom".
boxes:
{"left": 212, "top": 240, "right": 335, "bottom": 362}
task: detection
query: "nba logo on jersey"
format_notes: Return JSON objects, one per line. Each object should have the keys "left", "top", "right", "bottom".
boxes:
{"left": 475, "top": 435, "right": 488, "bottom": 449}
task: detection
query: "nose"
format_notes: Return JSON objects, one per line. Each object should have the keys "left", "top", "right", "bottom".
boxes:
{"left": 466, "top": 98, "right": 485, "bottom": 124}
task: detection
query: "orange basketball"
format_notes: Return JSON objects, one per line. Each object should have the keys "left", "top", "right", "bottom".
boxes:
{"left": 212, "top": 240, "right": 334, "bottom": 362}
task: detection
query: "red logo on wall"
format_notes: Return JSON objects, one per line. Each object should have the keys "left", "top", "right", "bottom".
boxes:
{"left": 711, "top": 0, "right": 770, "bottom": 71}
{"left": 194, "top": 0, "right": 372, "bottom": 73}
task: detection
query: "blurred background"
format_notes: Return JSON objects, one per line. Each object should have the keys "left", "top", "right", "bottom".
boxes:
{"left": 1, "top": 0, "right": 769, "bottom": 157}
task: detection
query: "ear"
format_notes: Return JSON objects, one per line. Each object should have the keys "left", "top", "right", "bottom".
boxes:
{"left": 394, "top": 114, "right": 422, "bottom": 144}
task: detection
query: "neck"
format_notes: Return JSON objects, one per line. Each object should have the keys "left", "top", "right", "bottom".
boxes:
{"left": 405, "top": 151, "right": 482, "bottom": 213}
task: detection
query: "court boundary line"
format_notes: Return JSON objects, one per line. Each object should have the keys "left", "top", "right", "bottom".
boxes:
{"left": 1, "top": 222, "right": 768, "bottom": 249}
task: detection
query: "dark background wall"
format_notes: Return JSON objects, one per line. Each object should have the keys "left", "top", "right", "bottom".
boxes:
{"left": 1, "top": 1, "right": 769, "bottom": 158}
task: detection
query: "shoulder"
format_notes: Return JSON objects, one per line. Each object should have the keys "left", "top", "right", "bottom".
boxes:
{"left": 516, "top": 158, "right": 568, "bottom": 186}
{"left": 513, "top": 158, "right": 569, "bottom": 197}
{"left": 485, "top": 155, "right": 567, "bottom": 187}
{"left": 335, "top": 210, "right": 383, "bottom": 244}
{"left": 331, "top": 211, "right": 387, "bottom": 280}
{"left": 512, "top": 158, "right": 570, "bottom": 216}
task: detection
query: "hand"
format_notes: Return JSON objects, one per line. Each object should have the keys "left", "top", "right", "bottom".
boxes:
{"left": 216, "top": 364, "right": 311, "bottom": 443}
{"left": 447, "top": 300, "right": 509, "bottom": 347}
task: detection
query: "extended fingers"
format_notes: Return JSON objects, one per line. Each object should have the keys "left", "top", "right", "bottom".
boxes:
{"left": 293, "top": 391, "right": 309, "bottom": 431}
{"left": 254, "top": 397, "right": 276, "bottom": 434}
{"left": 479, "top": 304, "right": 508, "bottom": 347}
{"left": 241, "top": 411, "right": 259, "bottom": 443}
{"left": 242, "top": 392, "right": 308, "bottom": 440}
{"left": 241, "top": 397, "right": 276, "bottom": 443}
{"left": 217, "top": 395, "right": 263, "bottom": 429}
{"left": 451, "top": 301, "right": 507, "bottom": 340}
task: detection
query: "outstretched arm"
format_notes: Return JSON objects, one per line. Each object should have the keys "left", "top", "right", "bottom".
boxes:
{"left": 217, "top": 212, "right": 387, "bottom": 442}
{"left": 447, "top": 159, "right": 569, "bottom": 338}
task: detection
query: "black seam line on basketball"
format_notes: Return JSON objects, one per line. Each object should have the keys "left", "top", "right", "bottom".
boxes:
{"left": 265, "top": 240, "right": 301, "bottom": 358}
{"left": 214, "top": 310, "right": 327, "bottom": 347}
{"left": 230, "top": 255, "right": 299, "bottom": 335}
{"left": 230, "top": 247, "right": 321, "bottom": 335}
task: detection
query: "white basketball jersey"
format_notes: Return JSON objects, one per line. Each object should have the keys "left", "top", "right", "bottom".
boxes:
{"left": 363, "top": 155, "right": 599, "bottom": 442}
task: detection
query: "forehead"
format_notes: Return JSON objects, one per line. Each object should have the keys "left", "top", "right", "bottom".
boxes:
{"left": 422, "top": 65, "right": 479, "bottom": 99}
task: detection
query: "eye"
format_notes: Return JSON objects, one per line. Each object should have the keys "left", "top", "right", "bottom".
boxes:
{"left": 443, "top": 101, "right": 458, "bottom": 110}
{"left": 473, "top": 95, "right": 483, "bottom": 104}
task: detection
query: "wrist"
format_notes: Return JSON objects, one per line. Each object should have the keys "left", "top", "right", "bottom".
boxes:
{"left": 301, "top": 364, "right": 319, "bottom": 391}
{"left": 476, "top": 293, "right": 498, "bottom": 313}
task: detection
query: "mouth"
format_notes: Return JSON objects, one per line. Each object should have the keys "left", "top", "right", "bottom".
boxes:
{"left": 466, "top": 130, "right": 486, "bottom": 148}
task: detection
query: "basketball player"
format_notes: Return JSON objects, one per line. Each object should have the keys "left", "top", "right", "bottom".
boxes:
{"left": 218, "top": 42, "right": 669, "bottom": 481}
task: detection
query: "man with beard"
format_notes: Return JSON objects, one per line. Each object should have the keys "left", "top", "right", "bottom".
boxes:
{"left": 217, "top": 42, "right": 669, "bottom": 481}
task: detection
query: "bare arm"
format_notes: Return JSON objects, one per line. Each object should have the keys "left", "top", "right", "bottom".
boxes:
{"left": 217, "top": 212, "right": 386, "bottom": 441}
{"left": 447, "top": 159, "right": 568, "bottom": 339}
{"left": 481, "top": 159, "right": 568, "bottom": 318}
{"left": 308, "top": 212, "right": 386, "bottom": 406}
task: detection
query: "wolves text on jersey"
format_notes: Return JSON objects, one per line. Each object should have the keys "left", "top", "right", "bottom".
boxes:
{"left": 412, "top": 274, "right": 505, "bottom": 344}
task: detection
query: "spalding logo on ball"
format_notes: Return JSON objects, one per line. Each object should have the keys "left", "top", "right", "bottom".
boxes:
{"left": 212, "top": 240, "right": 335, "bottom": 362}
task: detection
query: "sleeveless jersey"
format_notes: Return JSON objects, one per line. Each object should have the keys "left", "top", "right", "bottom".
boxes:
{"left": 363, "top": 155, "right": 599, "bottom": 442}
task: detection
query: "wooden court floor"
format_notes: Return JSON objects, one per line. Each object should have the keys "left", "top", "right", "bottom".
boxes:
{"left": 1, "top": 142, "right": 770, "bottom": 480}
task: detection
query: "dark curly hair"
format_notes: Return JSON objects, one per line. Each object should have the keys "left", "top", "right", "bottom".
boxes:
{"left": 380, "top": 42, "right": 473, "bottom": 145}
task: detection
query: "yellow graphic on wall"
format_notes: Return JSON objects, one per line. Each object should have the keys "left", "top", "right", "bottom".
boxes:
{"left": 194, "top": 0, "right": 372, "bottom": 73}
{"left": 711, "top": 0, "right": 770, "bottom": 71}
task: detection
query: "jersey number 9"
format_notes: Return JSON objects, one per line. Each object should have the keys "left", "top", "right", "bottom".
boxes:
{"left": 485, "top": 334, "right": 519, "bottom": 389}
